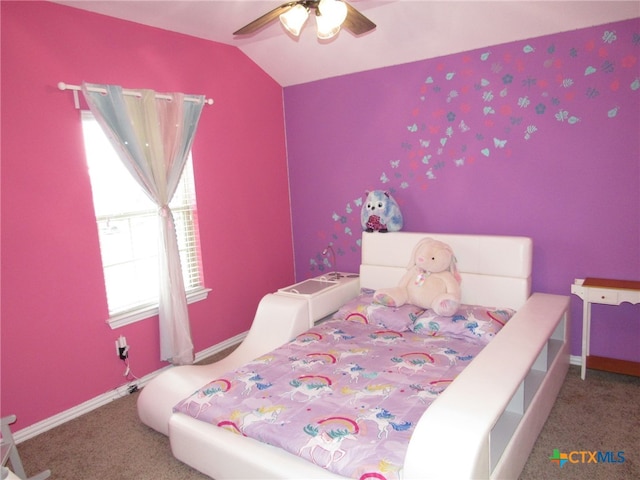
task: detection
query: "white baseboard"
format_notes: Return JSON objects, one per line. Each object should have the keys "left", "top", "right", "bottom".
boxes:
{"left": 14, "top": 332, "right": 246, "bottom": 444}
{"left": 570, "top": 355, "right": 582, "bottom": 366}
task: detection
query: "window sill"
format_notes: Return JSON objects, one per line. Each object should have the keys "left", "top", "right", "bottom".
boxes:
{"left": 107, "top": 287, "right": 212, "bottom": 329}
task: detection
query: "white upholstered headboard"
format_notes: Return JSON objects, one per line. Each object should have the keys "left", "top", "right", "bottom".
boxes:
{"left": 359, "top": 232, "right": 532, "bottom": 310}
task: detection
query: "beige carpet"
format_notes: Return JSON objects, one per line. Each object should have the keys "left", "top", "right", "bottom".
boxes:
{"left": 13, "top": 365, "right": 639, "bottom": 479}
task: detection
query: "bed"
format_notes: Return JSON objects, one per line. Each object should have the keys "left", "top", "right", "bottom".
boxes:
{"left": 137, "top": 231, "right": 570, "bottom": 479}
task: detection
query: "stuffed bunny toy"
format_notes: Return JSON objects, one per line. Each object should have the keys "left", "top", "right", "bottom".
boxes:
{"left": 373, "top": 237, "right": 461, "bottom": 316}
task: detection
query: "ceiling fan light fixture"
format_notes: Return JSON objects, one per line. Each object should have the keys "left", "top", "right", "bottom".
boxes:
{"left": 315, "top": 15, "right": 340, "bottom": 39}
{"left": 279, "top": 4, "right": 309, "bottom": 36}
{"left": 316, "top": 0, "right": 347, "bottom": 39}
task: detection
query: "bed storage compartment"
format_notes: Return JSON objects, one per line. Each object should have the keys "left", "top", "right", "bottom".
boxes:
{"left": 489, "top": 294, "right": 570, "bottom": 477}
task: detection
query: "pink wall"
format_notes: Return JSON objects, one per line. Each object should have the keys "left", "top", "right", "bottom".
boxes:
{"left": 1, "top": 1, "right": 294, "bottom": 430}
{"left": 285, "top": 19, "right": 640, "bottom": 362}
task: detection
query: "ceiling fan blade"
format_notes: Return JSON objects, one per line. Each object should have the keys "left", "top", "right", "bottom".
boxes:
{"left": 233, "top": 3, "right": 295, "bottom": 35}
{"left": 342, "top": 1, "right": 376, "bottom": 35}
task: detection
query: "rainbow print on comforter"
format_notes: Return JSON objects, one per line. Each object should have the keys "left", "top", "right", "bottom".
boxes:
{"left": 174, "top": 301, "right": 513, "bottom": 480}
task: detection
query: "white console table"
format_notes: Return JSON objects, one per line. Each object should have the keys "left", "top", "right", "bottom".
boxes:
{"left": 571, "top": 277, "right": 640, "bottom": 379}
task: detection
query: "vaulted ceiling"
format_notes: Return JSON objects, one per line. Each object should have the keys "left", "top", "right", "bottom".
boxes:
{"left": 55, "top": 1, "right": 640, "bottom": 86}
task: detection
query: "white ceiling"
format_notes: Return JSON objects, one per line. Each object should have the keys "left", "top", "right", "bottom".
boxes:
{"left": 55, "top": 1, "right": 640, "bottom": 86}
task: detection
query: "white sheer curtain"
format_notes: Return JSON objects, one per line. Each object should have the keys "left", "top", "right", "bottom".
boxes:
{"left": 82, "top": 82, "right": 205, "bottom": 365}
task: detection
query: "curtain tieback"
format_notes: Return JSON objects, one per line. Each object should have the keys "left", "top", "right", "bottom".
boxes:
{"left": 159, "top": 205, "right": 170, "bottom": 217}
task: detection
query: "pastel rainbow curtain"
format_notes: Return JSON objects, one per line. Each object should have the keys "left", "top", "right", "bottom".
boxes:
{"left": 82, "top": 82, "right": 204, "bottom": 365}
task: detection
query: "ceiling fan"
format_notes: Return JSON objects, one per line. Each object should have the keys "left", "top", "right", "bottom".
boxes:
{"left": 233, "top": 0, "right": 376, "bottom": 39}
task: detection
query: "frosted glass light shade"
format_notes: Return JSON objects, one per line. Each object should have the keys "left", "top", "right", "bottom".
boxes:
{"left": 316, "top": 0, "right": 348, "bottom": 39}
{"left": 280, "top": 4, "right": 309, "bottom": 36}
{"left": 316, "top": 15, "right": 340, "bottom": 39}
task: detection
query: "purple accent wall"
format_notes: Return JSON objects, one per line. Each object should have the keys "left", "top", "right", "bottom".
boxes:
{"left": 285, "top": 19, "right": 640, "bottom": 361}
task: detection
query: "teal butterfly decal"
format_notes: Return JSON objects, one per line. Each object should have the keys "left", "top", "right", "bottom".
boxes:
{"left": 518, "top": 96, "right": 531, "bottom": 108}
{"left": 524, "top": 125, "right": 537, "bottom": 140}
{"left": 474, "top": 78, "right": 490, "bottom": 90}
{"left": 555, "top": 109, "right": 569, "bottom": 122}
{"left": 493, "top": 138, "right": 507, "bottom": 149}
{"left": 602, "top": 30, "right": 617, "bottom": 44}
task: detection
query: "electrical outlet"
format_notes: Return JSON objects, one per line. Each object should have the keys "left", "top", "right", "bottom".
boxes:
{"left": 115, "top": 335, "right": 129, "bottom": 360}
{"left": 119, "top": 345, "right": 129, "bottom": 360}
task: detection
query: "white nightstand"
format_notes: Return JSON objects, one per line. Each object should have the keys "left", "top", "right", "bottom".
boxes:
{"left": 277, "top": 273, "right": 360, "bottom": 326}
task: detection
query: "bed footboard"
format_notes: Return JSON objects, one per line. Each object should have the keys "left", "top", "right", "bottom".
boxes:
{"left": 403, "top": 293, "right": 570, "bottom": 479}
{"left": 170, "top": 413, "right": 345, "bottom": 479}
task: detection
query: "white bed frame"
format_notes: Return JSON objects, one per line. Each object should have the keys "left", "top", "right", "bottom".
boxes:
{"left": 138, "top": 232, "right": 570, "bottom": 479}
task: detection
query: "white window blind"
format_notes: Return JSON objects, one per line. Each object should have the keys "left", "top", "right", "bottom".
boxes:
{"left": 80, "top": 111, "right": 207, "bottom": 326}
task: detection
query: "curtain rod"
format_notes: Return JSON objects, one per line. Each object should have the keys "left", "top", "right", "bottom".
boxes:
{"left": 58, "top": 82, "right": 214, "bottom": 109}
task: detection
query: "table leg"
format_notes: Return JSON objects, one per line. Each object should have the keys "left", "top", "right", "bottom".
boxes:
{"left": 581, "top": 301, "right": 591, "bottom": 380}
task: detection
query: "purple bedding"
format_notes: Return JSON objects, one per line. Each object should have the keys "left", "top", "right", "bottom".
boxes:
{"left": 174, "top": 290, "right": 515, "bottom": 479}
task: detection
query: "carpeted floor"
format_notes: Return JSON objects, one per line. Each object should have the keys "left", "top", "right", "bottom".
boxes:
{"left": 13, "top": 365, "right": 639, "bottom": 479}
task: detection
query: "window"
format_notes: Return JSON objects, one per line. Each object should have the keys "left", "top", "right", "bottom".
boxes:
{"left": 81, "top": 111, "right": 208, "bottom": 328}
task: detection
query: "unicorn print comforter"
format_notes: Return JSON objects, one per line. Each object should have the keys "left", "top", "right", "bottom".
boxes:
{"left": 174, "top": 290, "right": 514, "bottom": 480}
